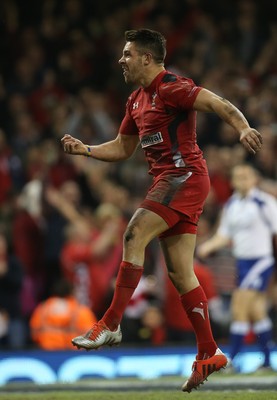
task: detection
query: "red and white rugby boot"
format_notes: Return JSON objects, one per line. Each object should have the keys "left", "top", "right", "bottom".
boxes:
{"left": 72, "top": 320, "right": 122, "bottom": 350}
{"left": 182, "top": 348, "right": 227, "bottom": 392}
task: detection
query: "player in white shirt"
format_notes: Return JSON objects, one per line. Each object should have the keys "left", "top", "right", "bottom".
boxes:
{"left": 198, "top": 163, "right": 277, "bottom": 371}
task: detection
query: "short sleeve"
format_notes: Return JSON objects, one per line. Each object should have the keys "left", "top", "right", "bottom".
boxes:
{"left": 119, "top": 96, "right": 139, "bottom": 136}
{"left": 262, "top": 195, "right": 277, "bottom": 234}
{"left": 217, "top": 207, "right": 232, "bottom": 239}
{"left": 159, "top": 77, "right": 202, "bottom": 110}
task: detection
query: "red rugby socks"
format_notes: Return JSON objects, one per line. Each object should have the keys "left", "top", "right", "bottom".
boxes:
{"left": 180, "top": 285, "right": 217, "bottom": 359}
{"left": 102, "top": 261, "right": 143, "bottom": 331}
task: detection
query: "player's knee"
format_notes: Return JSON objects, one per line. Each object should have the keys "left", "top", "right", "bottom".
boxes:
{"left": 123, "top": 223, "right": 147, "bottom": 250}
{"left": 123, "top": 224, "right": 140, "bottom": 246}
{"left": 123, "top": 226, "right": 134, "bottom": 243}
{"left": 168, "top": 271, "right": 185, "bottom": 293}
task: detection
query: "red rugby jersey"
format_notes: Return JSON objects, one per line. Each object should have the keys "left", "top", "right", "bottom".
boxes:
{"left": 119, "top": 70, "right": 208, "bottom": 177}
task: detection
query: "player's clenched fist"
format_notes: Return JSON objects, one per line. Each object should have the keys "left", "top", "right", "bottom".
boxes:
{"left": 61, "top": 134, "right": 87, "bottom": 156}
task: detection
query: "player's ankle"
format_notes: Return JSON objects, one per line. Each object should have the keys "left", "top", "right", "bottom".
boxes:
{"left": 101, "top": 312, "right": 120, "bottom": 331}
{"left": 197, "top": 342, "right": 217, "bottom": 359}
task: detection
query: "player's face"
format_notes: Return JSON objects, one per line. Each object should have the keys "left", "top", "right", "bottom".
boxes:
{"left": 231, "top": 166, "right": 258, "bottom": 195}
{"left": 119, "top": 42, "right": 145, "bottom": 84}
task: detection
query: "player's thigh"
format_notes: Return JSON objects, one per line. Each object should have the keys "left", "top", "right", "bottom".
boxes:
{"left": 160, "top": 233, "right": 198, "bottom": 293}
{"left": 249, "top": 292, "right": 268, "bottom": 321}
{"left": 123, "top": 208, "right": 169, "bottom": 265}
{"left": 231, "top": 289, "right": 256, "bottom": 320}
{"left": 123, "top": 207, "right": 169, "bottom": 249}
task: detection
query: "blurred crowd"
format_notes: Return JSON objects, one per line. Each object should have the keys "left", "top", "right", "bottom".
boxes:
{"left": 0, "top": 0, "right": 276, "bottom": 350}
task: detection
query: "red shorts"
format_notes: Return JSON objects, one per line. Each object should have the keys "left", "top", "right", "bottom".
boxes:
{"left": 140, "top": 172, "right": 210, "bottom": 238}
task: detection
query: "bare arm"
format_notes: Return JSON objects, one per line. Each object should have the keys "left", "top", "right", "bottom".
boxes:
{"left": 46, "top": 187, "right": 121, "bottom": 257}
{"left": 61, "top": 133, "right": 139, "bottom": 162}
{"left": 45, "top": 187, "right": 91, "bottom": 235}
{"left": 197, "top": 233, "right": 231, "bottom": 259}
{"left": 193, "top": 89, "right": 262, "bottom": 154}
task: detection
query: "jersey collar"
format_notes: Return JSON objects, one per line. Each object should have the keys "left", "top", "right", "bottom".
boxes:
{"left": 236, "top": 187, "right": 259, "bottom": 200}
{"left": 143, "top": 70, "right": 168, "bottom": 93}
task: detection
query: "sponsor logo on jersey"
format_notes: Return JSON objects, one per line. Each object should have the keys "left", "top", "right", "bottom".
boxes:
{"left": 141, "top": 132, "right": 163, "bottom": 148}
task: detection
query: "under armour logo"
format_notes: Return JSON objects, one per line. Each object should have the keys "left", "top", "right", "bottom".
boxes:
{"left": 133, "top": 102, "right": 139, "bottom": 109}
{"left": 192, "top": 304, "right": 205, "bottom": 320}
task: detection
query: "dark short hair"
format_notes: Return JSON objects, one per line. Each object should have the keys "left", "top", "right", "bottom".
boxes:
{"left": 125, "top": 29, "right": 166, "bottom": 64}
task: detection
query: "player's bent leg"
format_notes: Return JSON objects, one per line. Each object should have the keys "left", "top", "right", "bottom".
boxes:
{"left": 72, "top": 320, "right": 122, "bottom": 350}
{"left": 123, "top": 207, "right": 169, "bottom": 265}
{"left": 160, "top": 233, "right": 198, "bottom": 294}
{"left": 72, "top": 208, "right": 169, "bottom": 350}
{"left": 182, "top": 348, "right": 228, "bottom": 392}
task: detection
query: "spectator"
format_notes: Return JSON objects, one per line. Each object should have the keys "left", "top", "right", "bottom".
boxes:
{"left": 0, "top": 129, "right": 13, "bottom": 205}
{"left": 45, "top": 184, "right": 126, "bottom": 317}
{"left": 30, "top": 278, "right": 96, "bottom": 350}
{"left": 0, "top": 227, "right": 25, "bottom": 349}
{"left": 12, "top": 179, "right": 46, "bottom": 318}
{"left": 28, "top": 69, "right": 67, "bottom": 130}
{"left": 60, "top": 202, "right": 126, "bottom": 317}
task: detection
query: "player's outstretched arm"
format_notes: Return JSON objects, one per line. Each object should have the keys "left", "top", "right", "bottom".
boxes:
{"left": 197, "top": 233, "right": 230, "bottom": 259}
{"left": 61, "top": 133, "right": 139, "bottom": 162}
{"left": 193, "top": 88, "right": 262, "bottom": 154}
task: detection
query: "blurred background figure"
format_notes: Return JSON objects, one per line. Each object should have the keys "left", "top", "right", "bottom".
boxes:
{"left": 198, "top": 164, "right": 277, "bottom": 372}
{"left": 45, "top": 183, "right": 126, "bottom": 319}
{"left": 30, "top": 278, "right": 96, "bottom": 350}
{"left": 0, "top": 227, "right": 25, "bottom": 349}
{"left": 12, "top": 179, "right": 46, "bottom": 324}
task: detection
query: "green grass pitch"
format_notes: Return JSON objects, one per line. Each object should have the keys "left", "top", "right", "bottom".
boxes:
{"left": 0, "top": 390, "right": 276, "bottom": 400}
